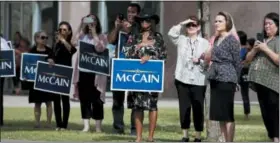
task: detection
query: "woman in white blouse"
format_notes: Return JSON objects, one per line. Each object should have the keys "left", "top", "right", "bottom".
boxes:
{"left": 0, "top": 37, "right": 10, "bottom": 126}
{"left": 168, "top": 16, "right": 209, "bottom": 142}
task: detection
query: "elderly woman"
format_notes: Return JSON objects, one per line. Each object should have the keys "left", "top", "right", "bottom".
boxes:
{"left": 168, "top": 16, "right": 209, "bottom": 142}
{"left": 246, "top": 12, "right": 279, "bottom": 142}
{"left": 123, "top": 13, "right": 167, "bottom": 142}
{"left": 206, "top": 11, "right": 241, "bottom": 142}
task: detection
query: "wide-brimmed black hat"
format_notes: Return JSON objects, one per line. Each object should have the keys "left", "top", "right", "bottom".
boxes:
{"left": 135, "top": 13, "right": 160, "bottom": 25}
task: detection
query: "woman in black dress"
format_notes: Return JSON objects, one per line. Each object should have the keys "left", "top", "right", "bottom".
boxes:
{"left": 206, "top": 11, "right": 241, "bottom": 142}
{"left": 53, "top": 21, "right": 76, "bottom": 130}
{"left": 28, "top": 31, "right": 55, "bottom": 128}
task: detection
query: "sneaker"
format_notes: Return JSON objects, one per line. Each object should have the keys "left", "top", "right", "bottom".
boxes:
{"left": 181, "top": 137, "right": 189, "bottom": 142}
{"left": 113, "top": 129, "right": 125, "bottom": 135}
{"left": 55, "top": 128, "right": 61, "bottom": 131}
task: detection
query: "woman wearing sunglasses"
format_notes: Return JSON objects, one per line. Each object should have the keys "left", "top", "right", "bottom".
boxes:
{"left": 71, "top": 14, "right": 108, "bottom": 133}
{"left": 168, "top": 16, "right": 209, "bottom": 142}
{"left": 123, "top": 13, "right": 167, "bottom": 142}
{"left": 51, "top": 21, "right": 77, "bottom": 131}
{"left": 26, "top": 31, "right": 55, "bottom": 128}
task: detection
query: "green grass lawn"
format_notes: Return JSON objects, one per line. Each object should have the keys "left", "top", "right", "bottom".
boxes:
{"left": 1, "top": 105, "right": 269, "bottom": 142}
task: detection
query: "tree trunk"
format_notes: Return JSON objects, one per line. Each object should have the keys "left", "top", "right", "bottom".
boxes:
{"left": 201, "top": 1, "right": 224, "bottom": 142}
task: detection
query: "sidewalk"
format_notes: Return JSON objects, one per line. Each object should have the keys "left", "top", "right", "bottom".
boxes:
{"left": 3, "top": 93, "right": 259, "bottom": 108}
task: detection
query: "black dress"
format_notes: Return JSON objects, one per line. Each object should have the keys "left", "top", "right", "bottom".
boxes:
{"left": 28, "top": 46, "right": 55, "bottom": 103}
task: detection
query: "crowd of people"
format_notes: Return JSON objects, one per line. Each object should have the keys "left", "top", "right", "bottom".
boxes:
{"left": 0, "top": 3, "right": 279, "bottom": 142}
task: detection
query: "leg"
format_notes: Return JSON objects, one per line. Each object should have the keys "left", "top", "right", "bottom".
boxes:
{"left": 175, "top": 80, "right": 191, "bottom": 141}
{"left": 240, "top": 80, "right": 250, "bottom": 117}
{"left": 266, "top": 86, "right": 279, "bottom": 141}
{"left": 225, "top": 121, "right": 235, "bottom": 142}
{"left": 45, "top": 102, "right": 53, "bottom": 128}
{"left": 255, "top": 84, "right": 274, "bottom": 139}
{"left": 147, "top": 93, "right": 159, "bottom": 142}
{"left": 34, "top": 103, "right": 42, "bottom": 128}
{"left": 61, "top": 95, "right": 70, "bottom": 129}
{"left": 53, "top": 95, "right": 62, "bottom": 129}
{"left": 79, "top": 98, "right": 92, "bottom": 132}
{"left": 219, "top": 122, "right": 227, "bottom": 141}
{"left": 191, "top": 85, "right": 207, "bottom": 141}
{"left": 130, "top": 109, "right": 136, "bottom": 135}
{"left": 112, "top": 91, "right": 125, "bottom": 133}
{"left": 92, "top": 89, "right": 104, "bottom": 132}
{"left": 0, "top": 78, "right": 4, "bottom": 126}
{"left": 135, "top": 109, "right": 144, "bottom": 142}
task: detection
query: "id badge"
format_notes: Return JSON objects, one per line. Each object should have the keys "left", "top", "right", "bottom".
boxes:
{"left": 189, "top": 72, "right": 195, "bottom": 80}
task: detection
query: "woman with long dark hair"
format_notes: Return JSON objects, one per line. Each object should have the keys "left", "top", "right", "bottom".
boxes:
{"left": 206, "top": 11, "right": 241, "bottom": 142}
{"left": 52, "top": 21, "right": 77, "bottom": 130}
{"left": 246, "top": 12, "right": 279, "bottom": 142}
{"left": 72, "top": 14, "right": 108, "bottom": 132}
{"left": 123, "top": 13, "right": 167, "bottom": 142}
{"left": 28, "top": 31, "right": 54, "bottom": 128}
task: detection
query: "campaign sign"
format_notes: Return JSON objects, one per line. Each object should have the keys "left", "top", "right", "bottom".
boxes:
{"left": 20, "top": 53, "right": 47, "bottom": 82}
{"left": 110, "top": 58, "right": 165, "bottom": 93}
{"left": 78, "top": 41, "right": 110, "bottom": 76}
{"left": 117, "top": 31, "right": 128, "bottom": 58}
{"left": 34, "top": 61, "right": 73, "bottom": 96}
{"left": 0, "top": 49, "right": 16, "bottom": 77}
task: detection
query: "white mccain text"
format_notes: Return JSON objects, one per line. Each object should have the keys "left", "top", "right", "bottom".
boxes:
{"left": 81, "top": 54, "right": 108, "bottom": 67}
{"left": 38, "top": 75, "right": 70, "bottom": 87}
{"left": 0, "top": 61, "right": 12, "bottom": 70}
{"left": 116, "top": 73, "right": 160, "bottom": 83}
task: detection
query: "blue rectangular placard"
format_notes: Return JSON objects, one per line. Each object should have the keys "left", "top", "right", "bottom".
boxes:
{"left": 117, "top": 31, "right": 128, "bottom": 59}
{"left": 0, "top": 49, "right": 16, "bottom": 77}
{"left": 78, "top": 41, "right": 110, "bottom": 76}
{"left": 110, "top": 58, "right": 165, "bottom": 93}
{"left": 34, "top": 61, "right": 74, "bottom": 96}
{"left": 20, "top": 53, "right": 47, "bottom": 82}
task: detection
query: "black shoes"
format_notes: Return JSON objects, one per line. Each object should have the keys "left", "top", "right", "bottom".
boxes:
{"left": 181, "top": 137, "right": 201, "bottom": 142}
{"left": 181, "top": 137, "right": 189, "bottom": 142}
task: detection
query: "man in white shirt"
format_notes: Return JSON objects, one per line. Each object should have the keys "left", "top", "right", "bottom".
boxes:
{"left": 0, "top": 36, "right": 10, "bottom": 126}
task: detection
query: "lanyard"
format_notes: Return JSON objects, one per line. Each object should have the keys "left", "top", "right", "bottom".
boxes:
{"left": 189, "top": 40, "right": 195, "bottom": 57}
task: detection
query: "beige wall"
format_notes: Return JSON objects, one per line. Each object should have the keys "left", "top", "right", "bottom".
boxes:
{"left": 162, "top": 1, "right": 198, "bottom": 97}
{"left": 209, "top": 1, "right": 279, "bottom": 38}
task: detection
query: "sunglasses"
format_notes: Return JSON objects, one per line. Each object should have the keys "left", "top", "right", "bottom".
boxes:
{"left": 40, "top": 36, "right": 48, "bottom": 40}
{"left": 59, "top": 28, "right": 67, "bottom": 32}
{"left": 186, "top": 23, "right": 198, "bottom": 28}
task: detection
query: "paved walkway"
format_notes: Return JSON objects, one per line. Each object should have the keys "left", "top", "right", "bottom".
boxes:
{"left": 4, "top": 90, "right": 259, "bottom": 108}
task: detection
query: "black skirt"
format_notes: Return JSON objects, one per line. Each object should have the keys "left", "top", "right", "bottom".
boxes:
{"left": 28, "top": 83, "right": 54, "bottom": 103}
{"left": 209, "top": 80, "right": 236, "bottom": 122}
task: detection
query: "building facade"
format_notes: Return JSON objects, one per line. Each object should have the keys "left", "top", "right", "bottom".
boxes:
{"left": 1, "top": 1, "right": 279, "bottom": 97}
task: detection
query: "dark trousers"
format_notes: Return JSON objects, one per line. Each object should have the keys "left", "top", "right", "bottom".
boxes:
{"left": 112, "top": 91, "right": 135, "bottom": 132}
{"left": 78, "top": 72, "right": 104, "bottom": 120}
{"left": 12, "top": 69, "right": 20, "bottom": 88}
{"left": 239, "top": 68, "right": 250, "bottom": 115}
{"left": 255, "top": 83, "right": 279, "bottom": 138}
{"left": 53, "top": 95, "right": 70, "bottom": 128}
{"left": 175, "top": 80, "right": 206, "bottom": 131}
{"left": 0, "top": 78, "right": 4, "bottom": 125}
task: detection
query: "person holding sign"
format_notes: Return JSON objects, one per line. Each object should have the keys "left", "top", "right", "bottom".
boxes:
{"left": 107, "top": 3, "right": 141, "bottom": 135}
{"left": 26, "top": 31, "right": 55, "bottom": 128}
{"left": 72, "top": 14, "right": 108, "bottom": 133}
{"left": 0, "top": 36, "right": 11, "bottom": 126}
{"left": 52, "top": 21, "right": 76, "bottom": 131}
{"left": 123, "top": 13, "right": 167, "bottom": 142}
{"left": 168, "top": 16, "right": 209, "bottom": 142}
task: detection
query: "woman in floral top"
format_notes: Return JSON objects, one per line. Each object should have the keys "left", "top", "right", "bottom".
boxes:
{"left": 123, "top": 13, "right": 167, "bottom": 142}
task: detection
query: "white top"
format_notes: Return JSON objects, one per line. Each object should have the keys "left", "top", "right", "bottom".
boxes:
{"left": 168, "top": 24, "right": 209, "bottom": 86}
{"left": 1, "top": 37, "right": 10, "bottom": 50}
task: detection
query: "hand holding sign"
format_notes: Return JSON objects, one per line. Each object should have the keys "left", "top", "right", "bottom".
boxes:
{"left": 47, "top": 58, "right": 55, "bottom": 68}
{"left": 140, "top": 55, "right": 150, "bottom": 64}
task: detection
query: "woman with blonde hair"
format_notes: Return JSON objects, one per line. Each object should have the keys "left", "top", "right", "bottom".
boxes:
{"left": 205, "top": 11, "right": 241, "bottom": 142}
{"left": 28, "top": 31, "right": 55, "bottom": 128}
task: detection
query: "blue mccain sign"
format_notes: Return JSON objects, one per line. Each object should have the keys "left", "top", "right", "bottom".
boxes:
{"left": 117, "top": 31, "right": 128, "bottom": 59}
{"left": 34, "top": 61, "right": 73, "bottom": 96}
{"left": 20, "top": 53, "right": 47, "bottom": 82}
{"left": 0, "top": 49, "right": 15, "bottom": 77}
{"left": 110, "top": 58, "right": 165, "bottom": 93}
{"left": 79, "top": 41, "right": 110, "bottom": 76}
